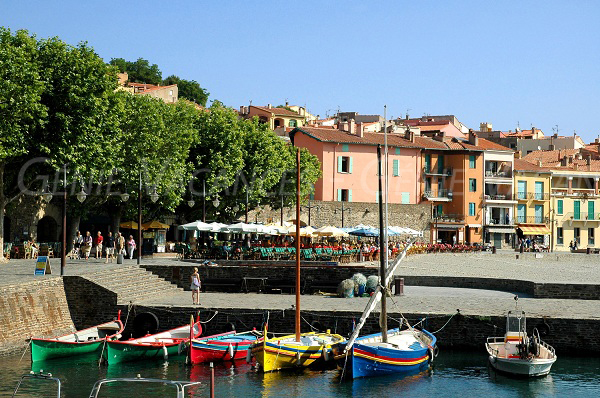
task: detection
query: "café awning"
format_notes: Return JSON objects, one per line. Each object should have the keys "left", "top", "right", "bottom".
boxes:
{"left": 518, "top": 225, "right": 551, "bottom": 235}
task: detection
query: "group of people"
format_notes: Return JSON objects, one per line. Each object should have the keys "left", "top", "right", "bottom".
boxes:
{"left": 73, "top": 230, "right": 137, "bottom": 262}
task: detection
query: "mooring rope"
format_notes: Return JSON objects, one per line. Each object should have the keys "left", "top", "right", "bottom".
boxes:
{"left": 198, "top": 311, "right": 219, "bottom": 324}
{"left": 431, "top": 312, "right": 459, "bottom": 334}
{"left": 98, "top": 339, "right": 107, "bottom": 367}
{"left": 18, "top": 338, "right": 32, "bottom": 364}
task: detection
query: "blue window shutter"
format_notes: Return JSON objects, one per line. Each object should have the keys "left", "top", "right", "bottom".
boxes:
{"left": 401, "top": 192, "right": 409, "bottom": 204}
{"left": 395, "top": 147, "right": 400, "bottom": 155}
{"left": 348, "top": 189, "right": 353, "bottom": 202}
{"left": 393, "top": 159, "right": 399, "bottom": 176}
{"left": 342, "top": 144, "right": 349, "bottom": 152}
{"left": 349, "top": 157, "right": 353, "bottom": 174}
{"left": 376, "top": 191, "right": 379, "bottom": 203}
{"left": 337, "top": 189, "right": 342, "bottom": 201}
{"left": 337, "top": 156, "right": 342, "bottom": 173}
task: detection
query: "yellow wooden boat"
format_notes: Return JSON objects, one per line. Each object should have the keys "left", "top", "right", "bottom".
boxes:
{"left": 252, "top": 330, "right": 346, "bottom": 372}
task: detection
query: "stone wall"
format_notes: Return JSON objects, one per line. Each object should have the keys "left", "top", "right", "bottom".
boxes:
{"left": 0, "top": 277, "right": 74, "bottom": 356}
{"left": 62, "top": 276, "right": 119, "bottom": 330}
{"left": 245, "top": 200, "right": 432, "bottom": 241}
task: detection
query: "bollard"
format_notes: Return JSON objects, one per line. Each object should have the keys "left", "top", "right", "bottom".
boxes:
{"left": 519, "top": 245, "right": 524, "bottom": 253}
{"left": 587, "top": 247, "right": 591, "bottom": 255}
{"left": 394, "top": 276, "right": 404, "bottom": 296}
{"left": 117, "top": 253, "right": 123, "bottom": 264}
{"left": 516, "top": 254, "right": 519, "bottom": 260}
{"left": 492, "top": 246, "right": 497, "bottom": 254}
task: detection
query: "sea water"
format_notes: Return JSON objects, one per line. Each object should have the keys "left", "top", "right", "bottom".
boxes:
{"left": 2, "top": 349, "right": 599, "bottom": 397}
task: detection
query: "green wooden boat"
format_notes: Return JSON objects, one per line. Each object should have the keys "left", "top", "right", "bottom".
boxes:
{"left": 105, "top": 321, "right": 202, "bottom": 365}
{"left": 31, "top": 315, "right": 124, "bottom": 362}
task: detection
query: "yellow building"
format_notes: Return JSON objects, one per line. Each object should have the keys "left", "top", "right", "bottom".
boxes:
{"left": 513, "top": 159, "right": 552, "bottom": 247}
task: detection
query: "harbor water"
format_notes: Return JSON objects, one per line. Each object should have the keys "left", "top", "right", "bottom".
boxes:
{"left": 2, "top": 349, "right": 599, "bottom": 397}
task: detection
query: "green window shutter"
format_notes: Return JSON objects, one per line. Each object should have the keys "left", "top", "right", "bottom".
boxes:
{"left": 349, "top": 157, "right": 353, "bottom": 174}
{"left": 557, "top": 200, "right": 563, "bottom": 215}
{"left": 395, "top": 147, "right": 400, "bottom": 155}
{"left": 469, "top": 155, "right": 476, "bottom": 169}
{"left": 469, "top": 203, "right": 475, "bottom": 216}
{"left": 589, "top": 201, "right": 595, "bottom": 219}
{"left": 393, "top": 159, "right": 399, "bottom": 176}
{"left": 574, "top": 200, "right": 581, "bottom": 220}
{"left": 337, "top": 189, "right": 342, "bottom": 201}
{"left": 425, "top": 154, "right": 431, "bottom": 173}
{"left": 437, "top": 155, "right": 444, "bottom": 174}
{"left": 348, "top": 189, "right": 353, "bottom": 202}
{"left": 342, "top": 144, "right": 349, "bottom": 152}
{"left": 401, "top": 192, "right": 409, "bottom": 204}
{"left": 337, "top": 156, "right": 342, "bottom": 172}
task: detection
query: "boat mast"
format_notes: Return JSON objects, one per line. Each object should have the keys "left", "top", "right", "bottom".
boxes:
{"left": 295, "top": 147, "right": 301, "bottom": 342}
{"left": 384, "top": 105, "right": 389, "bottom": 268}
{"left": 377, "top": 144, "right": 388, "bottom": 343}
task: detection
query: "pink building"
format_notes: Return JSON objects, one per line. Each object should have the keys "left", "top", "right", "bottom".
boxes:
{"left": 291, "top": 124, "right": 447, "bottom": 204}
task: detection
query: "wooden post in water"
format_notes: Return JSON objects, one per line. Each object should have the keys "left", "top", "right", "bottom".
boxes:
{"left": 210, "top": 361, "right": 215, "bottom": 398}
{"left": 377, "top": 145, "right": 388, "bottom": 343}
{"left": 295, "top": 147, "right": 301, "bottom": 342}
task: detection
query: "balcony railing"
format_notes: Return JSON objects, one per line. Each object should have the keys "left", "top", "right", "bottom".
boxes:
{"left": 527, "top": 192, "right": 550, "bottom": 200}
{"left": 561, "top": 212, "right": 600, "bottom": 222}
{"left": 552, "top": 188, "right": 597, "bottom": 197}
{"left": 434, "top": 213, "right": 465, "bottom": 223}
{"left": 485, "top": 170, "right": 512, "bottom": 178}
{"left": 487, "top": 217, "right": 514, "bottom": 226}
{"left": 516, "top": 216, "right": 550, "bottom": 224}
{"left": 424, "top": 167, "right": 453, "bottom": 176}
{"left": 483, "top": 193, "right": 514, "bottom": 201}
{"left": 423, "top": 189, "right": 453, "bottom": 199}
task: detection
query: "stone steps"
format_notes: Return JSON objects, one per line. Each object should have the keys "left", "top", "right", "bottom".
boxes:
{"left": 82, "top": 265, "right": 183, "bottom": 304}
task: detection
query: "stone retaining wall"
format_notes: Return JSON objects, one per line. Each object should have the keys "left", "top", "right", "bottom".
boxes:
{"left": 62, "top": 276, "right": 119, "bottom": 330}
{"left": 0, "top": 277, "right": 74, "bottom": 356}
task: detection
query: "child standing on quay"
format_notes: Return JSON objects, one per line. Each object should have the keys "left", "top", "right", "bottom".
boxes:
{"left": 190, "top": 267, "right": 201, "bottom": 305}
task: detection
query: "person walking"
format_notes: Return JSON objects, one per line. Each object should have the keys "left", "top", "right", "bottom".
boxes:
{"left": 115, "top": 232, "right": 125, "bottom": 256}
{"left": 73, "top": 231, "right": 83, "bottom": 259}
{"left": 105, "top": 231, "right": 115, "bottom": 263}
{"left": 127, "top": 235, "right": 136, "bottom": 259}
{"left": 95, "top": 231, "right": 104, "bottom": 259}
{"left": 190, "top": 267, "right": 201, "bottom": 305}
{"left": 83, "top": 231, "right": 93, "bottom": 260}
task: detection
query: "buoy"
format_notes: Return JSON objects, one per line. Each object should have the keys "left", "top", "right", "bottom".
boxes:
{"left": 228, "top": 344, "right": 234, "bottom": 359}
{"left": 162, "top": 345, "right": 168, "bottom": 360}
{"left": 246, "top": 348, "right": 252, "bottom": 364}
{"left": 322, "top": 348, "right": 329, "bottom": 362}
{"left": 178, "top": 341, "right": 186, "bottom": 355}
{"left": 296, "top": 351, "right": 302, "bottom": 366}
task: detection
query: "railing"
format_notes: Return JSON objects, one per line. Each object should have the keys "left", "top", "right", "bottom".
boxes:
{"left": 424, "top": 167, "right": 453, "bottom": 176}
{"left": 487, "top": 217, "right": 514, "bottom": 225}
{"left": 483, "top": 193, "right": 514, "bottom": 201}
{"left": 516, "top": 216, "right": 550, "bottom": 224}
{"left": 527, "top": 192, "right": 550, "bottom": 200}
{"left": 485, "top": 170, "right": 512, "bottom": 178}
{"left": 561, "top": 212, "right": 600, "bottom": 222}
{"left": 552, "top": 188, "right": 597, "bottom": 197}
{"left": 423, "top": 189, "right": 453, "bottom": 199}
{"left": 434, "top": 214, "right": 465, "bottom": 223}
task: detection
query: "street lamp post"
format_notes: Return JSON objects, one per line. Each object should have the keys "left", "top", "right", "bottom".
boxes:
{"left": 280, "top": 193, "right": 284, "bottom": 225}
{"left": 334, "top": 202, "right": 351, "bottom": 228}
{"left": 245, "top": 189, "right": 249, "bottom": 224}
{"left": 202, "top": 180, "right": 206, "bottom": 223}
{"left": 61, "top": 167, "right": 67, "bottom": 276}
{"left": 137, "top": 171, "right": 142, "bottom": 265}
{"left": 304, "top": 200, "right": 318, "bottom": 227}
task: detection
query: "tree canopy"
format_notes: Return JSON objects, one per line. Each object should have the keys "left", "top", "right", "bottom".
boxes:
{"left": 163, "top": 75, "right": 209, "bottom": 106}
{"left": 109, "top": 57, "right": 162, "bottom": 85}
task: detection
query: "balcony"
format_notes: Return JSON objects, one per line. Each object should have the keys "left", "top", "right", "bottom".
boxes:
{"left": 434, "top": 213, "right": 465, "bottom": 223}
{"left": 423, "top": 167, "right": 453, "bottom": 177}
{"left": 483, "top": 193, "right": 515, "bottom": 202}
{"left": 561, "top": 212, "right": 600, "bottom": 224}
{"left": 552, "top": 188, "right": 597, "bottom": 197}
{"left": 485, "top": 170, "right": 512, "bottom": 178}
{"left": 527, "top": 192, "right": 550, "bottom": 200}
{"left": 487, "top": 217, "right": 514, "bottom": 226}
{"left": 516, "top": 216, "right": 550, "bottom": 224}
{"left": 423, "top": 189, "right": 453, "bottom": 201}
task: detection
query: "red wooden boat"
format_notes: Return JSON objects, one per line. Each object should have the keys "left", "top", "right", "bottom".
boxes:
{"left": 190, "top": 330, "right": 261, "bottom": 364}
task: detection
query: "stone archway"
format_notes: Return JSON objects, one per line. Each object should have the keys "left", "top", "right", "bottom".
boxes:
{"left": 37, "top": 216, "right": 58, "bottom": 243}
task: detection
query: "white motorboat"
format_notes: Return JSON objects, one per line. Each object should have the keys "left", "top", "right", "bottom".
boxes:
{"left": 486, "top": 299, "right": 556, "bottom": 377}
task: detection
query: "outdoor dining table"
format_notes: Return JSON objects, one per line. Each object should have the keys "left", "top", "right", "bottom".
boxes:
{"left": 241, "top": 277, "right": 268, "bottom": 293}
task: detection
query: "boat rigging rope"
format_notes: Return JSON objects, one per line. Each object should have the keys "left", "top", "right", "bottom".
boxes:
{"left": 18, "top": 338, "right": 32, "bottom": 364}
{"left": 123, "top": 301, "right": 135, "bottom": 330}
{"left": 339, "top": 349, "right": 349, "bottom": 382}
{"left": 431, "top": 311, "right": 459, "bottom": 334}
{"left": 98, "top": 339, "right": 107, "bottom": 367}
{"left": 198, "top": 311, "right": 219, "bottom": 324}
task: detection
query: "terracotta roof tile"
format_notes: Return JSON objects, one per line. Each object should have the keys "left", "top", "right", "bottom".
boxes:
{"left": 514, "top": 159, "right": 551, "bottom": 172}
{"left": 253, "top": 106, "right": 302, "bottom": 117}
{"left": 522, "top": 149, "right": 579, "bottom": 165}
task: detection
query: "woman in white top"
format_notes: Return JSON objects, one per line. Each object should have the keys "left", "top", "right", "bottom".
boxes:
{"left": 190, "top": 267, "right": 201, "bottom": 305}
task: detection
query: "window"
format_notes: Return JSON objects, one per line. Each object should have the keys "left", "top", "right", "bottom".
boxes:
{"left": 395, "top": 147, "right": 401, "bottom": 155}
{"left": 469, "top": 202, "right": 476, "bottom": 216}
{"left": 534, "top": 181, "right": 544, "bottom": 200}
{"left": 469, "top": 178, "right": 477, "bottom": 192}
{"left": 574, "top": 200, "right": 581, "bottom": 220}
{"left": 557, "top": 199, "right": 563, "bottom": 215}
{"left": 589, "top": 228, "right": 595, "bottom": 245}
{"left": 557, "top": 227, "right": 563, "bottom": 245}
{"left": 517, "top": 181, "right": 527, "bottom": 199}
{"left": 433, "top": 204, "right": 443, "bottom": 217}
{"left": 574, "top": 227, "right": 581, "bottom": 242}
{"left": 393, "top": 159, "right": 400, "bottom": 177}
{"left": 337, "top": 189, "right": 352, "bottom": 202}
{"left": 169, "top": 90, "right": 173, "bottom": 96}
{"left": 425, "top": 154, "right": 431, "bottom": 173}
{"left": 589, "top": 201, "right": 595, "bottom": 220}
{"left": 342, "top": 144, "right": 349, "bottom": 152}
{"left": 469, "top": 155, "right": 476, "bottom": 169}
{"left": 425, "top": 178, "right": 432, "bottom": 193}
{"left": 534, "top": 205, "right": 543, "bottom": 223}
{"left": 289, "top": 119, "right": 298, "bottom": 127}
{"left": 401, "top": 192, "right": 410, "bottom": 204}
{"left": 337, "top": 156, "right": 353, "bottom": 173}
{"left": 437, "top": 155, "right": 444, "bottom": 174}
{"left": 517, "top": 204, "right": 526, "bottom": 223}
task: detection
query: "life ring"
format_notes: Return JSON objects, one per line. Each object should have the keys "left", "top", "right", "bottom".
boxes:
{"left": 428, "top": 347, "right": 435, "bottom": 364}
{"left": 132, "top": 312, "right": 159, "bottom": 338}
{"left": 537, "top": 322, "right": 551, "bottom": 337}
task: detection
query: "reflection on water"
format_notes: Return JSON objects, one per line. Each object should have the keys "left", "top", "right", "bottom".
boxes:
{"left": 2, "top": 349, "right": 600, "bottom": 397}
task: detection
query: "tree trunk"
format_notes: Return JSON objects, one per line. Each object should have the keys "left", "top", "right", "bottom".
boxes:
{"left": 0, "top": 163, "right": 5, "bottom": 262}
{"left": 110, "top": 203, "right": 124, "bottom": 236}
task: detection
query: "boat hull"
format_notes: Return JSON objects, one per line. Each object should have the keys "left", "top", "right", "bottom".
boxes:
{"left": 334, "top": 328, "right": 436, "bottom": 379}
{"left": 106, "top": 342, "right": 181, "bottom": 365}
{"left": 252, "top": 332, "right": 344, "bottom": 372}
{"left": 191, "top": 332, "right": 257, "bottom": 364}
{"left": 31, "top": 339, "right": 104, "bottom": 362}
{"left": 488, "top": 355, "right": 556, "bottom": 377}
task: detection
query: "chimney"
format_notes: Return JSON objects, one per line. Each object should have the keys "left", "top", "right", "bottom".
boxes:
{"left": 349, "top": 119, "right": 356, "bottom": 135}
{"left": 299, "top": 107, "right": 305, "bottom": 116}
{"left": 574, "top": 163, "right": 579, "bottom": 171}
{"left": 411, "top": 131, "right": 416, "bottom": 143}
{"left": 357, "top": 122, "right": 365, "bottom": 138}
{"left": 468, "top": 129, "right": 478, "bottom": 146}
{"left": 538, "top": 160, "right": 543, "bottom": 167}
{"left": 568, "top": 156, "right": 573, "bottom": 165}
{"left": 340, "top": 121, "right": 349, "bottom": 132}
{"left": 267, "top": 103, "right": 272, "bottom": 109}
{"left": 561, "top": 156, "right": 568, "bottom": 167}
{"left": 553, "top": 133, "right": 558, "bottom": 138}
{"left": 285, "top": 101, "right": 289, "bottom": 107}
{"left": 549, "top": 136, "right": 555, "bottom": 151}
{"left": 587, "top": 155, "right": 592, "bottom": 165}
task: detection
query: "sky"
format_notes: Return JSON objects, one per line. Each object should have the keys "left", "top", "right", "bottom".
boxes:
{"left": 2, "top": 0, "right": 600, "bottom": 142}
